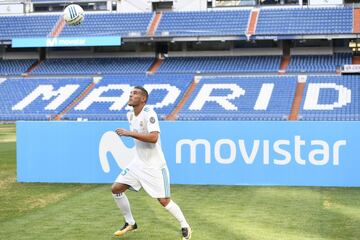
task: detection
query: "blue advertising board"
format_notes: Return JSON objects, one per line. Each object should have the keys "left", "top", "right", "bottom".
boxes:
{"left": 12, "top": 36, "right": 121, "bottom": 48}
{"left": 17, "top": 121, "right": 360, "bottom": 186}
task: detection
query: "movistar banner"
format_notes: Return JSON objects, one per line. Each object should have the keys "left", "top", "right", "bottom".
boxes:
{"left": 12, "top": 36, "right": 121, "bottom": 48}
{"left": 17, "top": 121, "right": 360, "bottom": 186}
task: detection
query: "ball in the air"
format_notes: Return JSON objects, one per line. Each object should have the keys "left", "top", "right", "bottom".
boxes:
{"left": 63, "top": 4, "right": 84, "bottom": 26}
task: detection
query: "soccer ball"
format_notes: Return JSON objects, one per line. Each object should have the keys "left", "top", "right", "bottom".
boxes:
{"left": 63, "top": 4, "right": 84, "bottom": 26}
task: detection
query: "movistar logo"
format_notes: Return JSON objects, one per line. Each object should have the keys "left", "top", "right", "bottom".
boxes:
{"left": 176, "top": 136, "right": 346, "bottom": 166}
{"left": 99, "top": 131, "right": 135, "bottom": 173}
{"left": 46, "top": 38, "right": 58, "bottom": 47}
{"left": 46, "top": 38, "right": 86, "bottom": 47}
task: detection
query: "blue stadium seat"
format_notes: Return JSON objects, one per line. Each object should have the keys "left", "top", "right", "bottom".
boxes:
{"left": 0, "top": 7, "right": 352, "bottom": 39}
{"left": 299, "top": 75, "right": 359, "bottom": 120}
{"left": 156, "top": 10, "right": 250, "bottom": 37}
{"left": 157, "top": 56, "right": 281, "bottom": 73}
{"left": 60, "top": 12, "right": 153, "bottom": 37}
{"left": 32, "top": 58, "right": 154, "bottom": 75}
{"left": 256, "top": 7, "right": 353, "bottom": 35}
{"left": 0, "top": 15, "right": 59, "bottom": 40}
{"left": 287, "top": 53, "right": 352, "bottom": 73}
{"left": 0, "top": 59, "right": 36, "bottom": 75}
{"left": 64, "top": 74, "right": 193, "bottom": 120}
{"left": 178, "top": 75, "right": 297, "bottom": 120}
{"left": 1, "top": 74, "right": 358, "bottom": 121}
{"left": 0, "top": 77, "right": 92, "bottom": 121}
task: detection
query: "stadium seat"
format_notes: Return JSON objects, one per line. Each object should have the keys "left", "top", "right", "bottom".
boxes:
{"left": 0, "top": 15, "right": 59, "bottom": 40}
{"left": 0, "top": 59, "right": 36, "bottom": 75}
{"left": 64, "top": 74, "right": 194, "bottom": 120}
{"left": 256, "top": 7, "right": 353, "bottom": 35}
{"left": 299, "top": 75, "right": 359, "bottom": 120}
{"left": 60, "top": 12, "right": 153, "bottom": 37}
{"left": 155, "top": 10, "right": 250, "bottom": 37}
{"left": 178, "top": 75, "right": 297, "bottom": 120}
{"left": 32, "top": 58, "right": 154, "bottom": 75}
{"left": 0, "top": 77, "right": 93, "bottom": 121}
{"left": 286, "top": 53, "right": 352, "bottom": 73}
{"left": 157, "top": 56, "right": 281, "bottom": 73}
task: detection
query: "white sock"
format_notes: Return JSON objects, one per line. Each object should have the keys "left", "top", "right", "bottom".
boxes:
{"left": 165, "top": 200, "right": 190, "bottom": 228}
{"left": 113, "top": 193, "right": 136, "bottom": 225}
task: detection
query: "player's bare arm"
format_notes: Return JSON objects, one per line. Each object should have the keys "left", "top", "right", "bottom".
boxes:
{"left": 115, "top": 128, "right": 159, "bottom": 143}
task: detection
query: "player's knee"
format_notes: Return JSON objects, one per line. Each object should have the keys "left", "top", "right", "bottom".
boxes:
{"left": 111, "top": 183, "right": 125, "bottom": 194}
{"left": 158, "top": 198, "right": 170, "bottom": 207}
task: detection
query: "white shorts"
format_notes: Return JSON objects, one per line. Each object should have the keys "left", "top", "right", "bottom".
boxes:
{"left": 115, "top": 160, "right": 171, "bottom": 198}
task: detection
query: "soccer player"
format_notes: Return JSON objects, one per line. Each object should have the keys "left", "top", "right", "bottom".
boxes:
{"left": 112, "top": 86, "right": 192, "bottom": 240}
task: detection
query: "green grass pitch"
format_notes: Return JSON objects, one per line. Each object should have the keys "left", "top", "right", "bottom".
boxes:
{"left": 1, "top": 124, "right": 360, "bottom": 240}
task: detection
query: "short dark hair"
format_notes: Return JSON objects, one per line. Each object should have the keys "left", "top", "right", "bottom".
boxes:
{"left": 134, "top": 86, "right": 148, "bottom": 103}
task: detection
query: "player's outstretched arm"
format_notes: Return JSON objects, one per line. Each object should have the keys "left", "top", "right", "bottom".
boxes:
{"left": 115, "top": 128, "right": 159, "bottom": 143}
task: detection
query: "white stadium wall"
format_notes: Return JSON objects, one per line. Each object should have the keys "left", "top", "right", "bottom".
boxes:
{"left": 0, "top": 2, "right": 24, "bottom": 14}
{"left": 117, "top": 0, "right": 152, "bottom": 13}
{"left": 116, "top": 0, "right": 207, "bottom": 12}
{"left": 309, "top": 0, "right": 343, "bottom": 5}
{"left": 173, "top": 0, "right": 207, "bottom": 11}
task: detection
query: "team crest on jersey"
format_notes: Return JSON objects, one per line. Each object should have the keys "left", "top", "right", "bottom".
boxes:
{"left": 150, "top": 117, "right": 156, "bottom": 124}
{"left": 140, "top": 121, "right": 144, "bottom": 127}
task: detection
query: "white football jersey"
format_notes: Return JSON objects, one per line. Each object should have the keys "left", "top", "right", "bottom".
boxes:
{"left": 127, "top": 106, "right": 166, "bottom": 169}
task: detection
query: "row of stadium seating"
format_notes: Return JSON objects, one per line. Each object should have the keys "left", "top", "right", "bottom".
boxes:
{"left": 157, "top": 56, "right": 282, "bottom": 73}
{"left": 156, "top": 10, "right": 250, "bottom": 37}
{"left": 256, "top": 7, "right": 353, "bottom": 35}
{"left": 0, "top": 75, "right": 358, "bottom": 121}
{"left": 0, "top": 59, "right": 36, "bottom": 75}
{"left": 0, "top": 77, "right": 93, "bottom": 120}
{"left": 0, "top": 7, "right": 354, "bottom": 40}
{"left": 286, "top": 53, "right": 352, "bottom": 73}
{"left": 32, "top": 57, "right": 154, "bottom": 75}
{"left": 61, "top": 13, "right": 153, "bottom": 37}
{"left": 0, "top": 54, "right": 351, "bottom": 75}
{"left": 0, "top": 15, "right": 58, "bottom": 40}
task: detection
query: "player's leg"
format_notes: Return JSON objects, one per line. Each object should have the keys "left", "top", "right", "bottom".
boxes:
{"left": 112, "top": 168, "right": 141, "bottom": 237}
{"left": 112, "top": 183, "right": 136, "bottom": 226}
{"left": 139, "top": 165, "right": 192, "bottom": 239}
{"left": 158, "top": 197, "right": 192, "bottom": 240}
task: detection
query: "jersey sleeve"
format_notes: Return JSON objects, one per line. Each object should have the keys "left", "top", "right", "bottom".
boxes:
{"left": 147, "top": 109, "right": 160, "bottom": 133}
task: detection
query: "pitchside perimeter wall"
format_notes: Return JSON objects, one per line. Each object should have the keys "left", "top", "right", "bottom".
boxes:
{"left": 17, "top": 121, "right": 360, "bottom": 187}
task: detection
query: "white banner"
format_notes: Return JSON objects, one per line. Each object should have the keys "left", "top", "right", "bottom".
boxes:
{"left": 342, "top": 64, "right": 360, "bottom": 73}
{"left": 0, "top": 3, "right": 23, "bottom": 14}
{"left": 309, "top": 0, "right": 343, "bottom": 5}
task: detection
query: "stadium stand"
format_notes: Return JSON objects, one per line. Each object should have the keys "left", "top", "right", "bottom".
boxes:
{"left": 177, "top": 75, "right": 298, "bottom": 120}
{"left": 0, "top": 59, "right": 36, "bottom": 75}
{"left": 0, "top": 77, "right": 93, "bottom": 121}
{"left": 60, "top": 12, "right": 153, "bottom": 37}
{"left": 0, "top": 5, "right": 357, "bottom": 122}
{"left": 0, "top": 15, "right": 59, "bottom": 40}
{"left": 31, "top": 58, "right": 154, "bottom": 75}
{"left": 63, "top": 74, "right": 194, "bottom": 120}
{"left": 299, "top": 75, "right": 359, "bottom": 121}
{"left": 0, "top": 7, "right": 354, "bottom": 39}
{"left": 256, "top": 7, "right": 353, "bottom": 35}
{"left": 155, "top": 10, "right": 250, "bottom": 37}
{"left": 1, "top": 74, "right": 358, "bottom": 121}
{"left": 286, "top": 53, "right": 352, "bottom": 73}
{"left": 157, "top": 56, "right": 282, "bottom": 73}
